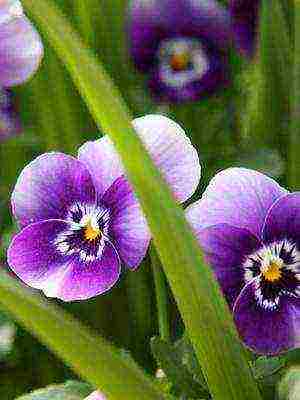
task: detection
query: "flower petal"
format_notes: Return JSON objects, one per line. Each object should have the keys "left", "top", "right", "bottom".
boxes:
{"left": 185, "top": 168, "right": 288, "bottom": 238}
{"left": 0, "top": 12, "right": 43, "bottom": 87}
{"left": 12, "top": 153, "right": 96, "bottom": 228}
{"left": 102, "top": 176, "right": 150, "bottom": 269}
{"left": 262, "top": 193, "right": 300, "bottom": 247}
{"left": 7, "top": 219, "right": 70, "bottom": 290}
{"left": 78, "top": 114, "right": 201, "bottom": 203}
{"left": 233, "top": 280, "right": 299, "bottom": 355}
{"left": 85, "top": 391, "right": 107, "bottom": 400}
{"left": 148, "top": 48, "right": 228, "bottom": 103}
{"left": 194, "top": 223, "right": 261, "bottom": 306}
{"left": 56, "top": 244, "right": 121, "bottom": 301}
{"left": 229, "top": 0, "right": 260, "bottom": 57}
{"left": 7, "top": 219, "right": 121, "bottom": 301}
{"left": 0, "top": 88, "right": 21, "bottom": 141}
{"left": 128, "top": 0, "right": 231, "bottom": 71}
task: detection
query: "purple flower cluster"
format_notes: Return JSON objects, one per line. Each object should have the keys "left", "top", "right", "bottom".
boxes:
{"left": 8, "top": 115, "right": 200, "bottom": 301}
{"left": 6, "top": 113, "right": 300, "bottom": 356}
{"left": 0, "top": 0, "right": 43, "bottom": 141}
{"left": 128, "top": 0, "right": 260, "bottom": 102}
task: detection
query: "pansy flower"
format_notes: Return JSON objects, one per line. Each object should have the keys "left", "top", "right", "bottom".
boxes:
{"left": 8, "top": 115, "right": 201, "bottom": 301}
{"left": 128, "top": 0, "right": 231, "bottom": 103}
{"left": 186, "top": 168, "right": 300, "bottom": 355}
{"left": 0, "top": 0, "right": 43, "bottom": 139}
{"left": 229, "top": 0, "right": 260, "bottom": 57}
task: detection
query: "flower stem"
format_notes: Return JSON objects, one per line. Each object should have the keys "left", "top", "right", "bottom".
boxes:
{"left": 150, "top": 245, "right": 170, "bottom": 342}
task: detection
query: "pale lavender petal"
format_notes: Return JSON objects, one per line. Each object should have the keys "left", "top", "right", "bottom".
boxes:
{"left": 185, "top": 168, "right": 288, "bottom": 238}
{"left": 78, "top": 115, "right": 201, "bottom": 203}
{"left": 195, "top": 223, "right": 261, "bottom": 306}
{"left": 0, "top": 12, "right": 43, "bottom": 87}
{"left": 7, "top": 219, "right": 69, "bottom": 290}
{"left": 262, "top": 193, "right": 300, "bottom": 247}
{"left": 132, "top": 115, "right": 201, "bottom": 202}
{"left": 12, "top": 153, "right": 96, "bottom": 228}
{"left": 102, "top": 176, "right": 150, "bottom": 269}
{"left": 233, "top": 280, "right": 299, "bottom": 355}
{"left": 78, "top": 136, "right": 123, "bottom": 199}
{"left": 7, "top": 219, "right": 121, "bottom": 301}
{"left": 85, "top": 391, "right": 107, "bottom": 400}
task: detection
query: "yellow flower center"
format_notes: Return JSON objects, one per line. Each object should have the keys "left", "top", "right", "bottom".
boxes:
{"left": 170, "top": 52, "right": 190, "bottom": 72}
{"left": 84, "top": 222, "right": 101, "bottom": 241}
{"left": 262, "top": 260, "right": 282, "bottom": 282}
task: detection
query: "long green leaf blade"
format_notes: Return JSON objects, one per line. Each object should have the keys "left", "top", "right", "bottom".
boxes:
{"left": 19, "top": 1, "right": 262, "bottom": 399}
{"left": 0, "top": 272, "right": 164, "bottom": 400}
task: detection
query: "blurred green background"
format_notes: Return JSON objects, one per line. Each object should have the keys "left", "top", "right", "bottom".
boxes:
{"left": 0, "top": 0, "right": 292, "bottom": 398}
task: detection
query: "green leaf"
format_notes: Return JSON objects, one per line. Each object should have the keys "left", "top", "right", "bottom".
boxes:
{"left": 277, "top": 366, "right": 300, "bottom": 400}
{"left": 151, "top": 337, "right": 208, "bottom": 399}
{"left": 19, "top": 1, "right": 262, "bottom": 399}
{"left": 0, "top": 272, "right": 164, "bottom": 400}
{"left": 252, "top": 356, "right": 286, "bottom": 381}
{"left": 288, "top": 1, "right": 300, "bottom": 189}
{"left": 16, "top": 381, "right": 92, "bottom": 400}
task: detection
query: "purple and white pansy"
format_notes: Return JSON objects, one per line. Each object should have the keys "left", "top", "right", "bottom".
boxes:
{"left": 0, "top": 0, "right": 43, "bottom": 139}
{"left": 186, "top": 168, "right": 300, "bottom": 355}
{"left": 128, "top": 0, "right": 231, "bottom": 102}
{"left": 7, "top": 115, "right": 201, "bottom": 301}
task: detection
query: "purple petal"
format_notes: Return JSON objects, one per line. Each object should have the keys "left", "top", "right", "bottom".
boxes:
{"left": 128, "top": 0, "right": 231, "bottom": 71}
{"left": 185, "top": 168, "right": 288, "bottom": 238}
{"left": 195, "top": 223, "right": 261, "bottom": 306}
{"left": 85, "top": 391, "right": 107, "bottom": 400}
{"left": 262, "top": 193, "right": 300, "bottom": 247}
{"left": 229, "top": 0, "right": 260, "bottom": 58}
{"left": 12, "top": 153, "right": 96, "bottom": 228}
{"left": 78, "top": 114, "right": 201, "bottom": 203}
{"left": 233, "top": 280, "right": 299, "bottom": 355}
{"left": 57, "top": 244, "right": 121, "bottom": 301}
{"left": 0, "top": 11, "right": 43, "bottom": 87}
{"left": 0, "top": 88, "right": 21, "bottom": 141}
{"left": 78, "top": 137, "right": 123, "bottom": 200}
{"left": 148, "top": 46, "right": 228, "bottom": 103}
{"left": 7, "top": 219, "right": 121, "bottom": 301}
{"left": 102, "top": 176, "right": 150, "bottom": 269}
{"left": 7, "top": 219, "right": 70, "bottom": 291}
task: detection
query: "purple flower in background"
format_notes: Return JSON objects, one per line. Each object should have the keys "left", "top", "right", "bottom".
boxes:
{"left": 0, "top": 88, "right": 21, "bottom": 141}
{"left": 0, "top": 1, "right": 43, "bottom": 139}
{"left": 186, "top": 168, "right": 300, "bottom": 355}
{"left": 8, "top": 115, "right": 201, "bottom": 301}
{"left": 128, "top": 0, "right": 231, "bottom": 103}
{"left": 0, "top": 0, "right": 43, "bottom": 87}
{"left": 85, "top": 391, "right": 107, "bottom": 400}
{"left": 229, "top": 0, "right": 260, "bottom": 57}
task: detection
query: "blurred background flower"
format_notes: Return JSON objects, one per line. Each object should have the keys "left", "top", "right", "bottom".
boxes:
{"left": 0, "top": 0, "right": 43, "bottom": 140}
{"left": 128, "top": 0, "right": 232, "bottom": 102}
{"left": 229, "top": 0, "right": 260, "bottom": 57}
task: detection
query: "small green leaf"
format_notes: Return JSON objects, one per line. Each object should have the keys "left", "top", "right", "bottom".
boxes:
{"left": 277, "top": 366, "right": 300, "bottom": 400}
{"left": 151, "top": 337, "right": 208, "bottom": 399}
{"left": 16, "top": 381, "right": 92, "bottom": 400}
{"left": 252, "top": 356, "right": 286, "bottom": 381}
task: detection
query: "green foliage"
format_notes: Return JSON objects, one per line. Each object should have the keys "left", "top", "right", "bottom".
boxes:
{"left": 16, "top": 381, "right": 92, "bottom": 400}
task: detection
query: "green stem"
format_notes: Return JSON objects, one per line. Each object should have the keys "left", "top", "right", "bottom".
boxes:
{"left": 150, "top": 245, "right": 170, "bottom": 342}
{"left": 0, "top": 272, "right": 165, "bottom": 400}
{"left": 288, "top": 1, "right": 300, "bottom": 190}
